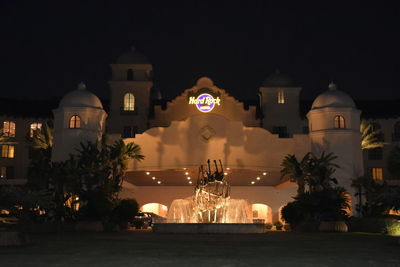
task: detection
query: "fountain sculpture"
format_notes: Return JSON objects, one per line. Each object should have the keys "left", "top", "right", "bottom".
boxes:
{"left": 167, "top": 160, "right": 251, "bottom": 223}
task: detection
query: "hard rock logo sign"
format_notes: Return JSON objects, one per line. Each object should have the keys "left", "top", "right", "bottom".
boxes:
{"left": 188, "top": 93, "right": 221, "bottom": 113}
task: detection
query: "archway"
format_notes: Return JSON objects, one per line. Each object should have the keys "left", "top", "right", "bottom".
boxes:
{"left": 141, "top": 203, "right": 168, "bottom": 218}
{"left": 250, "top": 203, "right": 272, "bottom": 224}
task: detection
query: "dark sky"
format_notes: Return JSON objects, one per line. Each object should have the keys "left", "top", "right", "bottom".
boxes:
{"left": 1, "top": 1, "right": 399, "bottom": 101}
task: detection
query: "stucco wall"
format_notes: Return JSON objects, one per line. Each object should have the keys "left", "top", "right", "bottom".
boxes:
{"left": 125, "top": 113, "right": 310, "bottom": 172}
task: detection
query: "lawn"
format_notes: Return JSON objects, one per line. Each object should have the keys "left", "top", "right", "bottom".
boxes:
{"left": 1, "top": 230, "right": 399, "bottom": 267}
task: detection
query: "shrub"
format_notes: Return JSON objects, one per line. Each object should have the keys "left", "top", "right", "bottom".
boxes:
{"left": 348, "top": 216, "right": 400, "bottom": 234}
{"left": 281, "top": 187, "right": 350, "bottom": 231}
{"left": 78, "top": 191, "right": 113, "bottom": 221}
{"left": 112, "top": 199, "right": 139, "bottom": 223}
{"left": 281, "top": 201, "right": 304, "bottom": 228}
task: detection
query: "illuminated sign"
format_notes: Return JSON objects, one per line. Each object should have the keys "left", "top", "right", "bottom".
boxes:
{"left": 189, "top": 93, "right": 221, "bottom": 113}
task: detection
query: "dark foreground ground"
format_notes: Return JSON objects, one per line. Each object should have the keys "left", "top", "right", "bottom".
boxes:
{"left": 1, "top": 230, "right": 399, "bottom": 267}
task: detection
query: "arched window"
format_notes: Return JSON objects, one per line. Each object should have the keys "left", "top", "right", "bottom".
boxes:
{"left": 2, "top": 121, "right": 16, "bottom": 137}
{"left": 127, "top": 69, "right": 133, "bottom": 81}
{"left": 278, "top": 90, "right": 285, "bottom": 104}
{"left": 123, "top": 93, "right": 135, "bottom": 111}
{"left": 69, "top": 115, "right": 81, "bottom": 129}
{"left": 393, "top": 121, "right": 400, "bottom": 141}
{"left": 30, "top": 122, "right": 42, "bottom": 137}
{"left": 334, "top": 115, "right": 345, "bottom": 129}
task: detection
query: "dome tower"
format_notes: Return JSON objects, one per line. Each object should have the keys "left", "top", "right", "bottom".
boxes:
{"left": 307, "top": 83, "right": 363, "bottom": 210}
{"left": 52, "top": 82, "right": 107, "bottom": 162}
{"left": 107, "top": 46, "right": 153, "bottom": 138}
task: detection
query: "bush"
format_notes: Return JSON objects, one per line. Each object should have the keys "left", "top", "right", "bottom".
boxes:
{"left": 112, "top": 199, "right": 139, "bottom": 223}
{"left": 348, "top": 216, "right": 400, "bottom": 234}
{"left": 281, "top": 187, "right": 350, "bottom": 231}
{"left": 281, "top": 201, "right": 303, "bottom": 227}
{"left": 78, "top": 191, "right": 113, "bottom": 221}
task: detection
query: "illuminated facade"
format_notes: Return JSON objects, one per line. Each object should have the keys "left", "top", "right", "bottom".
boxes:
{"left": 1, "top": 48, "right": 399, "bottom": 222}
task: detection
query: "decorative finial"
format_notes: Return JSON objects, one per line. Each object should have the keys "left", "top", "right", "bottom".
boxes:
{"left": 78, "top": 82, "right": 86, "bottom": 90}
{"left": 328, "top": 81, "right": 337, "bottom": 90}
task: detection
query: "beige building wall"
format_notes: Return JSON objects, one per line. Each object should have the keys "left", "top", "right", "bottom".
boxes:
{"left": 125, "top": 113, "right": 310, "bottom": 172}
{"left": 150, "top": 77, "right": 259, "bottom": 128}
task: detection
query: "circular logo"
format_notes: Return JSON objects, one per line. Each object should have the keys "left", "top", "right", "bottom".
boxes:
{"left": 188, "top": 93, "right": 221, "bottom": 113}
{"left": 196, "top": 93, "right": 215, "bottom": 113}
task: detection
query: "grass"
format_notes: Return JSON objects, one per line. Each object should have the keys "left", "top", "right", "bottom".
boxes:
{"left": 1, "top": 230, "right": 399, "bottom": 267}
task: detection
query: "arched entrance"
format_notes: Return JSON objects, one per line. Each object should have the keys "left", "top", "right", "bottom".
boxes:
{"left": 141, "top": 203, "right": 168, "bottom": 218}
{"left": 250, "top": 203, "right": 272, "bottom": 224}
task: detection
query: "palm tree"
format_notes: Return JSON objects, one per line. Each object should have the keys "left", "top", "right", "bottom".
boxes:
{"left": 109, "top": 140, "right": 144, "bottom": 186}
{"left": 26, "top": 123, "right": 53, "bottom": 149}
{"left": 281, "top": 152, "right": 340, "bottom": 195}
{"left": 305, "top": 152, "right": 339, "bottom": 192}
{"left": 360, "top": 120, "right": 387, "bottom": 150}
{"left": 280, "top": 153, "right": 310, "bottom": 195}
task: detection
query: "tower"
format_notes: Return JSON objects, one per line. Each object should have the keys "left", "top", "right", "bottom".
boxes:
{"left": 259, "top": 70, "right": 304, "bottom": 137}
{"left": 107, "top": 47, "right": 153, "bottom": 138}
{"left": 307, "top": 83, "right": 363, "bottom": 210}
{"left": 52, "top": 82, "right": 107, "bottom": 162}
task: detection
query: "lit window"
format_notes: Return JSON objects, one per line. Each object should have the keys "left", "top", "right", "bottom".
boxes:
{"left": 69, "top": 115, "right": 81, "bottom": 129}
{"left": 30, "top": 122, "right": 42, "bottom": 137}
{"left": 3, "top": 121, "right": 16, "bottom": 137}
{"left": 124, "top": 93, "right": 135, "bottom": 111}
{"left": 278, "top": 90, "right": 285, "bottom": 104}
{"left": 1, "top": 145, "right": 15, "bottom": 158}
{"left": 334, "top": 115, "right": 345, "bottom": 129}
{"left": 372, "top": 168, "right": 383, "bottom": 181}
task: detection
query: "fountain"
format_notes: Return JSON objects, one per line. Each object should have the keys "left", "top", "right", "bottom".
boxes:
{"left": 153, "top": 160, "right": 264, "bottom": 233}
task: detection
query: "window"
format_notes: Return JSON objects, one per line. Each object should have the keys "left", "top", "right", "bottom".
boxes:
{"left": 30, "top": 122, "right": 42, "bottom": 137}
{"left": 252, "top": 210, "right": 259, "bottom": 218}
{"left": 69, "top": 115, "right": 81, "bottom": 129}
{"left": 0, "top": 166, "right": 14, "bottom": 179}
{"left": 1, "top": 145, "right": 15, "bottom": 158}
{"left": 127, "top": 69, "right": 133, "bottom": 81}
{"left": 278, "top": 90, "right": 285, "bottom": 104}
{"left": 122, "top": 126, "right": 136, "bottom": 138}
{"left": 123, "top": 93, "right": 135, "bottom": 111}
{"left": 2, "top": 121, "right": 16, "bottom": 137}
{"left": 0, "top": 167, "right": 6, "bottom": 178}
{"left": 393, "top": 121, "right": 400, "bottom": 141}
{"left": 334, "top": 115, "right": 345, "bottom": 129}
{"left": 372, "top": 168, "right": 383, "bottom": 181}
{"left": 368, "top": 148, "right": 383, "bottom": 160}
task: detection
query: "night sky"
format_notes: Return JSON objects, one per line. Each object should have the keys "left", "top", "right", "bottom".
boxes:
{"left": 1, "top": 1, "right": 399, "bottom": 102}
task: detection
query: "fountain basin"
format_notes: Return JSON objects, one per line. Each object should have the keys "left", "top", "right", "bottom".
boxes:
{"left": 152, "top": 223, "right": 265, "bottom": 234}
